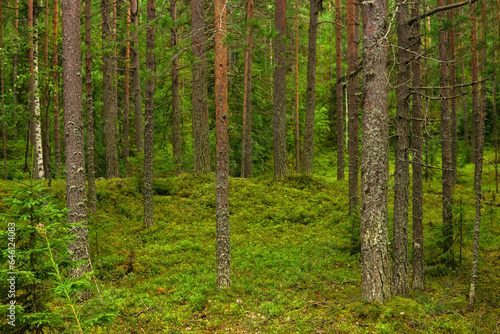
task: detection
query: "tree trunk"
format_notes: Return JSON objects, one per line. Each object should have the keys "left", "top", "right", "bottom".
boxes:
{"left": 335, "top": 0, "right": 344, "bottom": 181}
{"left": 130, "top": 0, "right": 143, "bottom": 153}
{"left": 294, "top": 0, "right": 300, "bottom": 173}
{"left": 273, "top": 0, "right": 289, "bottom": 179}
{"left": 52, "top": 0, "right": 61, "bottom": 178}
{"left": 347, "top": 0, "right": 359, "bottom": 215}
{"left": 171, "top": 0, "right": 181, "bottom": 175}
{"left": 361, "top": 0, "right": 391, "bottom": 303}
{"left": 241, "top": 0, "right": 253, "bottom": 178}
{"left": 62, "top": 0, "right": 90, "bottom": 277}
{"left": 42, "top": 0, "right": 51, "bottom": 180}
{"left": 102, "top": 0, "right": 119, "bottom": 178}
{"left": 191, "top": 0, "right": 211, "bottom": 175}
{"left": 85, "top": 0, "right": 96, "bottom": 214}
{"left": 124, "top": 8, "right": 131, "bottom": 177}
{"left": 411, "top": 2, "right": 424, "bottom": 290}
{"left": 471, "top": 10, "right": 478, "bottom": 164}
{"left": 302, "top": 0, "right": 319, "bottom": 174}
{"left": 449, "top": 2, "right": 457, "bottom": 187}
{"left": 438, "top": 0, "right": 453, "bottom": 264}
{"left": 462, "top": 45, "right": 469, "bottom": 154}
{"left": 144, "top": 0, "right": 155, "bottom": 228}
{"left": 0, "top": 0, "right": 5, "bottom": 180}
{"left": 215, "top": 0, "right": 231, "bottom": 290}
{"left": 393, "top": 0, "right": 411, "bottom": 296}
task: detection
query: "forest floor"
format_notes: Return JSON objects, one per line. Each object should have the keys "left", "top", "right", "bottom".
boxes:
{"left": 2, "top": 149, "right": 500, "bottom": 333}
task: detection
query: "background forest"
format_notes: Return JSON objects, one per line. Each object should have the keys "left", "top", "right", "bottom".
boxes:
{"left": 0, "top": 0, "right": 499, "bottom": 332}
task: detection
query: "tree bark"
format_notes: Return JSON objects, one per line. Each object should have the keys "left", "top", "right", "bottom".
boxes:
{"left": 85, "top": 0, "right": 96, "bottom": 214}
{"left": 102, "top": 0, "right": 119, "bottom": 178}
{"left": 294, "top": 0, "right": 300, "bottom": 173}
{"left": 393, "top": 0, "right": 411, "bottom": 296}
{"left": 0, "top": 0, "right": 5, "bottom": 180}
{"left": 215, "top": 0, "right": 231, "bottom": 290}
{"left": 42, "top": 0, "right": 51, "bottom": 180}
{"left": 62, "top": 0, "right": 90, "bottom": 277}
{"left": 171, "top": 0, "right": 181, "bottom": 175}
{"left": 302, "top": 0, "right": 319, "bottom": 174}
{"left": 143, "top": 0, "right": 155, "bottom": 228}
{"left": 191, "top": 0, "right": 211, "bottom": 175}
{"left": 52, "top": 0, "right": 61, "bottom": 178}
{"left": 347, "top": 0, "right": 359, "bottom": 215}
{"left": 411, "top": 2, "right": 424, "bottom": 290}
{"left": 273, "top": 0, "right": 288, "bottom": 179}
{"left": 438, "top": 0, "right": 453, "bottom": 264}
{"left": 124, "top": 8, "right": 131, "bottom": 177}
{"left": 130, "top": 0, "right": 143, "bottom": 153}
{"left": 361, "top": 0, "right": 391, "bottom": 303}
{"left": 241, "top": 0, "right": 253, "bottom": 178}
{"left": 449, "top": 2, "right": 457, "bottom": 187}
{"left": 335, "top": 0, "right": 344, "bottom": 181}
{"left": 461, "top": 43, "right": 469, "bottom": 154}
{"left": 471, "top": 9, "right": 478, "bottom": 164}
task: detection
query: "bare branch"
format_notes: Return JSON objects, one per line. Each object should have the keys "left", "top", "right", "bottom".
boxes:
{"left": 407, "top": 0, "right": 479, "bottom": 25}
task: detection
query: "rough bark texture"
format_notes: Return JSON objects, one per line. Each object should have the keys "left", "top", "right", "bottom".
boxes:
{"left": 215, "top": 0, "right": 231, "bottom": 290}
{"left": 347, "top": 0, "right": 359, "bottom": 215}
{"left": 273, "top": 0, "right": 289, "bottom": 179}
{"left": 410, "top": 2, "right": 424, "bottom": 290}
{"left": 12, "top": 0, "right": 18, "bottom": 140}
{"left": 438, "top": 0, "right": 453, "bottom": 263}
{"left": 241, "top": 0, "right": 253, "bottom": 178}
{"left": 393, "top": 0, "right": 411, "bottom": 296}
{"left": 85, "top": 0, "right": 96, "bottom": 214}
{"left": 42, "top": 0, "right": 50, "bottom": 180}
{"left": 171, "top": 0, "right": 181, "bottom": 175}
{"left": 191, "top": 0, "right": 211, "bottom": 175}
{"left": 294, "top": 0, "right": 300, "bottom": 173}
{"left": 102, "top": 0, "right": 119, "bottom": 178}
{"left": 1, "top": 0, "right": 6, "bottom": 180}
{"left": 335, "top": 0, "right": 344, "bottom": 181}
{"left": 130, "top": 0, "right": 143, "bottom": 153}
{"left": 302, "top": 0, "right": 319, "bottom": 174}
{"left": 462, "top": 55, "right": 468, "bottom": 150}
{"left": 471, "top": 10, "right": 478, "bottom": 164}
{"left": 52, "top": 0, "right": 61, "bottom": 178}
{"left": 62, "top": 0, "right": 90, "bottom": 277}
{"left": 143, "top": 0, "right": 155, "bottom": 228}
{"left": 360, "top": 0, "right": 392, "bottom": 303}
{"left": 124, "top": 8, "right": 131, "bottom": 177}
{"left": 449, "top": 3, "right": 457, "bottom": 187}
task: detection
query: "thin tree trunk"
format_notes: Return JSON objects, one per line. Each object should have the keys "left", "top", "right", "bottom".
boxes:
{"left": 171, "top": 0, "right": 181, "bottom": 175}
{"left": 462, "top": 44, "right": 469, "bottom": 153}
{"left": 494, "top": 54, "right": 498, "bottom": 193}
{"left": 12, "top": 0, "right": 19, "bottom": 139}
{"left": 124, "top": 8, "right": 131, "bottom": 177}
{"left": 294, "top": 0, "right": 300, "bottom": 173}
{"left": 191, "top": 0, "right": 211, "bottom": 174}
{"left": 302, "top": 0, "right": 319, "bottom": 174}
{"left": 144, "top": 0, "right": 155, "bottom": 228}
{"left": 438, "top": 0, "right": 453, "bottom": 264}
{"left": 471, "top": 9, "right": 478, "bottom": 164}
{"left": 393, "top": 0, "right": 411, "bottom": 295}
{"left": 102, "top": 0, "right": 119, "bottom": 178}
{"left": 52, "top": 0, "right": 61, "bottom": 178}
{"left": 347, "top": 0, "right": 359, "bottom": 215}
{"left": 62, "top": 0, "right": 90, "bottom": 277}
{"left": 241, "top": 0, "right": 253, "bottom": 178}
{"left": 42, "top": 0, "right": 50, "bottom": 179}
{"left": 130, "top": 0, "right": 143, "bottom": 153}
{"left": 336, "top": 0, "right": 344, "bottom": 181}
{"left": 449, "top": 2, "right": 457, "bottom": 187}
{"left": 215, "top": 0, "right": 231, "bottom": 290}
{"left": 85, "top": 0, "right": 96, "bottom": 214}
{"left": 360, "top": 0, "right": 391, "bottom": 303}
{"left": 0, "top": 0, "right": 5, "bottom": 180}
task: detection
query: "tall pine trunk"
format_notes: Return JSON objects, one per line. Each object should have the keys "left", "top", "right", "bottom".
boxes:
{"left": 42, "top": 0, "right": 50, "bottom": 179}
{"left": 52, "top": 0, "right": 61, "bottom": 178}
{"left": 302, "top": 0, "right": 319, "bottom": 174}
{"left": 171, "top": 0, "right": 181, "bottom": 175}
{"left": 124, "top": 8, "right": 131, "bottom": 177}
{"left": 130, "top": 0, "right": 143, "bottom": 153}
{"left": 449, "top": 3, "right": 457, "bottom": 187}
{"left": 215, "top": 0, "right": 231, "bottom": 290}
{"left": 335, "top": 0, "right": 344, "bottom": 181}
{"left": 294, "top": 0, "right": 300, "bottom": 173}
{"left": 241, "top": 0, "right": 253, "bottom": 178}
{"left": 0, "top": 0, "right": 5, "bottom": 180}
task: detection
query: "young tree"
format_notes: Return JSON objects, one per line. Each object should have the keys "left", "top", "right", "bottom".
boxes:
{"left": 52, "top": 0, "right": 61, "bottom": 178}
{"left": 273, "top": 0, "right": 288, "bottom": 179}
{"left": 62, "top": 0, "right": 90, "bottom": 277}
{"left": 191, "top": 0, "right": 211, "bottom": 175}
{"left": 130, "top": 0, "right": 143, "bottom": 152}
{"left": 302, "top": 0, "right": 320, "bottom": 174}
{"left": 360, "top": 0, "right": 391, "bottom": 303}
{"left": 335, "top": 0, "right": 344, "bottom": 181}
{"left": 241, "top": 0, "right": 254, "bottom": 178}
{"left": 143, "top": 0, "right": 155, "bottom": 228}
{"left": 215, "top": 0, "right": 231, "bottom": 290}
{"left": 171, "top": 0, "right": 181, "bottom": 175}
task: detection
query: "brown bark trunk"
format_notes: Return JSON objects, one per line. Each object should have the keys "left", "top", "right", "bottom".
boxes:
{"left": 411, "top": 2, "right": 424, "bottom": 290}
{"left": 462, "top": 44, "right": 469, "bottom": 154}
{"left": 62, "top": 0, "right": 90, "bottom": 277}
{"left": 302, "top": 0, "right": 319, "bottom": 175}
{"left": 471, "top": 9, "right": 479, "bottom": 164}
{"left": 124, "top": 8, "right": 131, "bottom": 177}
{"left": 42, "top": 0, "right": 50, "bottom": 179}
{"left": 336, "top": 0, "right": 344, "bottom": 181}
{"left": 449, "top": 2, "right": 457, "bottom": 187}
{"left": 52, "top": 0, "right": 61, "bottom": 178}
{"left": 85, "top": 0, "right": 96, "bottom": 214}
{"left": 273, "top": 0, "right": 288, "bottom": 179}
{"left": 191, "top": 0, "right": 211, "bottom": 175}
{"left": 215, "top": 0, "right": 231, "bottom": 290}
{"left": 294, "top": 0, "right": 300, "bottom": 173}
{"left": 347, "top": 0, "right": 359, "bottom": 215}
{"left": 393, "top": 0, "right": 411, "bottom": 295}
{"left": 438, "top": 0, "right": 453, "bottom": 264}
{"left": 361, "top": 0, "right": 391, "bottom": 303}
{"left": 143, "top": 0, "right": 155, "bottom": 228}
{"left": 102, "top": 0, "right": 119, "bottom": 178}
{"left": 241, "top": 0, "right": 253, "bottom": 178}
{"left": 171, "top": 0, "right": 181, "bottom": 175}
{"left": 130, "top": 0, "right": 143, "bottom": 153}
{"left": 0, "top": 0, "right": 5, "bottom": 179}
